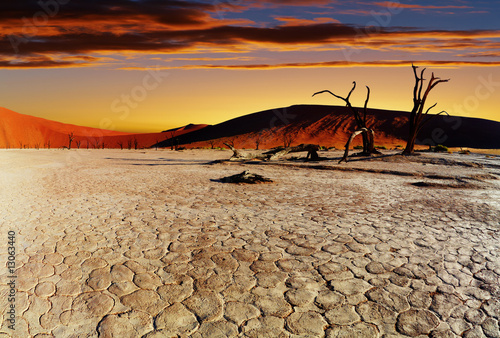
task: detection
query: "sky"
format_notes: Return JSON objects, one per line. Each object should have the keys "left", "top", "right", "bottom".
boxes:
{"left": 0, "top": 0, "right": 499, "bottom": 132}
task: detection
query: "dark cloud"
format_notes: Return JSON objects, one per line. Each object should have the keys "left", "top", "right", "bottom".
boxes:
{"left": 161, "top": 60, "right": 500, "bottom": 70}
{"left": 0, "top": 0, "right": 498, "bottom": 68}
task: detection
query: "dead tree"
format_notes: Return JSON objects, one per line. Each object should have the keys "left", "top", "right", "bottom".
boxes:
{"left": 133, "top": 138, "right": 139, "bottom": 150}
{"left": 313, "top": 82, "right": 379, "bottom": 163}
{"left": 207, "top": 140, "right": 216, "bottom": 149}
{"left": 224, "top": 143, "right": 319, "bottom": 161}
{"left": 117, "top": 141, "right": 124, "bottom": 150}
{"left": 254, "top": 131, "right": 263, "bottom": 150}
{"left": 68, "top": 132, "right": 75, "bottom": 150}
{"left": 225, "top": 137, "right": 236, "bottom": 148}
{"left": 169, "top": 131, "right": 177, "bottom": 150}
{"left": 403, "top": 65, "right": 450, "bottom": 155}
{"left": 282, "top": 129, "right": 298, "bottom": 148}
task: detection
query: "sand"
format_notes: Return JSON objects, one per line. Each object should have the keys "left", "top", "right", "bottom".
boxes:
{"left": 0, "top": 149, "right": 499, "bottom": 337}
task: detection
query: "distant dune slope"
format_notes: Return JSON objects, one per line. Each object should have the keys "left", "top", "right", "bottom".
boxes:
{"left": 0, "top": 108, "right": 207, "bottom": 149}
{"left": 1, "top": 106, "right": 498, "bottom": 150}
{"left": 156, "top": 105, "right": 500, "bottom": 150}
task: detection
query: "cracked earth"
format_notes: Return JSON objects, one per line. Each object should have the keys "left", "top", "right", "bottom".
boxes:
{"left": 0, "top": 149, "right": 499, "bottom": 337}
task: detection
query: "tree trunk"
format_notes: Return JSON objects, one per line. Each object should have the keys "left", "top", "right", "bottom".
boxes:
{"left": 225, "top": 143, "right": 319, "bottom": 161}
{"left": 339, "top": 128, "right": 366, "bottom": 163}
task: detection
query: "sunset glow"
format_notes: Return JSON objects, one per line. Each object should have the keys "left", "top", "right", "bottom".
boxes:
{"left": 1, "top": 0, "right": 499, "bottom": 132}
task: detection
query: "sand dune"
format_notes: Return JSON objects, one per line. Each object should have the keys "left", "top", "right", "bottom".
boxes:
{"left": 0, "top": 108, "right": 207, "bottom": 149}
{"left": 1, "top": 105, "right": 499, "bottom": 150}
{"left": 158, "top": 105, "right": 500, "bottom": 150}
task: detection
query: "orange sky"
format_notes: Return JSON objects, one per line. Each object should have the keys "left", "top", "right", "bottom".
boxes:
{"left": 0, "top": 1, "right": 499, "bottom": 132}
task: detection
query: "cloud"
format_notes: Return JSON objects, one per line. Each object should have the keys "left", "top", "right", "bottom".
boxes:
{"left": 120, "top": 60, "right": 500, "bottom": 71}
{"left": 373, "top": 2, "right": 473, "bottom": 10}
{"left": 0, "top": 0, "right": 498, "bottom": 69}
{"left": 274, "top": 17, "right": 341, "bottom": 26}
{"left": 0, "top": 55, "right": 95, "bottom": 68}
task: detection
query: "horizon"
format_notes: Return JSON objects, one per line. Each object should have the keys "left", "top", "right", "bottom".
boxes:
{"left": 2, "top": 103, "right": 500, "bottom": 135}
{"left": 1, "top": 1, "right": 499, "bottom": 133}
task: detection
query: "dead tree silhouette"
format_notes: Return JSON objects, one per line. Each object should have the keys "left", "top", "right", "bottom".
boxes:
{"left": 313, "top": 82, "right": 379, "bottom": 163}
{"left": 68, "top": 132, "right": 75, "bottom": 150}
{"left": 403, "top": 65, "right": 450, "bottom": 155}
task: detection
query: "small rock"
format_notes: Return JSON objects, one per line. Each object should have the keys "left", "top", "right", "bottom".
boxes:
{"left": 397, "top": 309, "right": 440, "bottom": 336}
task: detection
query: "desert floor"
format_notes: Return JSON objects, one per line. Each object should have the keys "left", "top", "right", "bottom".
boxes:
{"left": 0, "top": 149, "right": 499, "bottom": 338}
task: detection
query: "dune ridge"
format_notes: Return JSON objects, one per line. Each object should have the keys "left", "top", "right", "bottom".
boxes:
{"left": 1, "top": 105, "right": 499, "bottom": 150}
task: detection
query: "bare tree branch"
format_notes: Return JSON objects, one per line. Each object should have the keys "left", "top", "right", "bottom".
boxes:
{"left": 346, "top": 81, "right": 356, "bottom": 102}
{"left": 416, "top": 110, "right": 449, "bottom": 135}
{"left": 339, "top": 128, "right": 368, "bottom": 164}
{"left": 363, "top": 86, "right": 370, "bottom": 125}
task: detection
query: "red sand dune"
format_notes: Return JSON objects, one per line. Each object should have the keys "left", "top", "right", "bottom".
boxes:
{"left": 0, "top": 108, "right": 207, "bottom": 149}
{"left": 158, "top": 105, "right": 500, "bottom": 150}
{"left": 1, "top": 105, "right": 498, "bottom": 150}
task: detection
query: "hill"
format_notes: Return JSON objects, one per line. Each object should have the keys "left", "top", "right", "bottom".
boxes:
{"left": 0, "top": 108, "right": 207, "bottom": 149}
{"left": 1, "top": 105, "right": 498, "bottom": 150}
{"left": 156, "top": 105, "right": 500, "bottom": 150}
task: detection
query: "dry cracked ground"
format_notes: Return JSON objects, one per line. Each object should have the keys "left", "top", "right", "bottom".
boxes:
{"left": 0, "top": 149, "right": 499, "bottom": 338}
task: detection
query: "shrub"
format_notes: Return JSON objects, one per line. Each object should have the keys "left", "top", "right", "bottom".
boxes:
{"left": 433, "top": 144, "right": 449, "bottom": 152}
{"left": 354, "top": 145, "right": 363, "bottom": 150}
{"left": 375, "top": 145, "right": 387, "bottom": 150}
